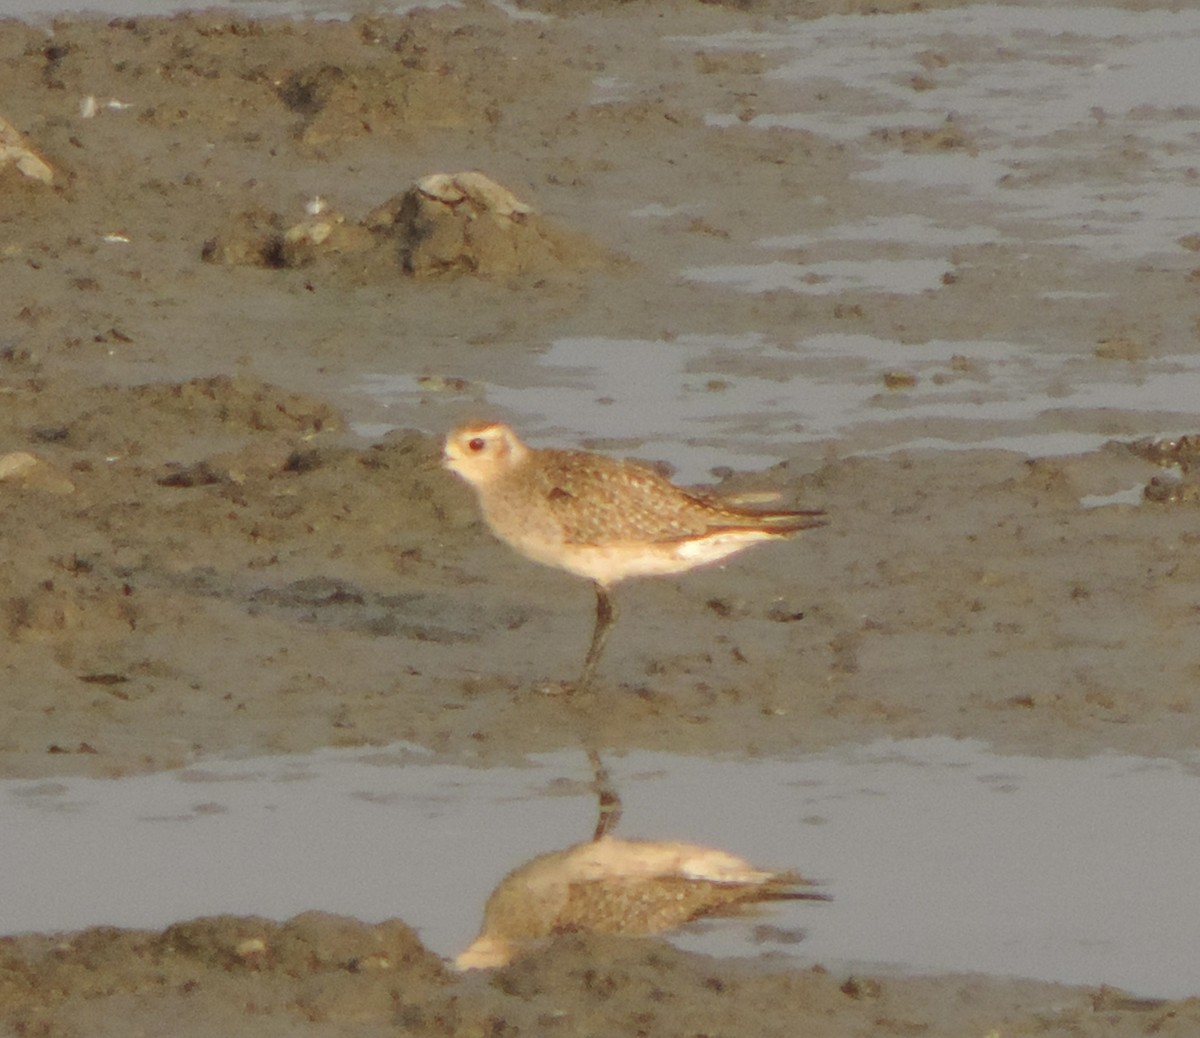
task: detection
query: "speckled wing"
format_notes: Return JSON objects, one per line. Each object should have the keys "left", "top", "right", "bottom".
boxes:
{"left": 530, "top": 449, "right": 825, "bottom": 545}
{"left": 556, "top": 871, "right": 826, "bottom": 936}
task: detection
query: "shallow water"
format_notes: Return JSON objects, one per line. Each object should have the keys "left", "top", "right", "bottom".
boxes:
{"left": 14, "top": 1, "right": 1198, "bottom": 478}
{"left": 352, "top": 335, "right": 1200, "bottom": 482}
{"left": 4, "top": 737, "right": 1198, "bottom": 998}
{"left": 345, "top": 5, "right": 1200, "bottom": 479}
{"left": 7, "top": 3, "right": 1197, "bottom": 1003}
{"left": 695, "top": 5, "right": 1200, "bottom": 260}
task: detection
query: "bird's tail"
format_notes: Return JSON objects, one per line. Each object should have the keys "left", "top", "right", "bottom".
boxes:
{"left": 757, "top": 870, "right": 832, "bottom": 902}
{"left": 706, "top": 507, "right": 828, "bottom": 535}
{"left": 754, "top": 509, "right": 829, "bottom": 534}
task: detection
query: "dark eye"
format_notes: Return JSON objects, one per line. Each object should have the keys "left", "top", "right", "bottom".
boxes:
{"left": 468, "top": 437, "right": 487, "bottom": 452}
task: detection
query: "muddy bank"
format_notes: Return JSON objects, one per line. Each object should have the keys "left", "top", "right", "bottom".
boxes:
{"left": 5, "top": 913, "right": 1199, "bottom": 1038}
{"left": 2, "top": 0, "right": 1199, "bottom": 1033}
{"left": 3, "top": 370, "right": 1198, "bottom": 1032}
{"left": 2, "top": 374, "right": 1197, "bottom": 780}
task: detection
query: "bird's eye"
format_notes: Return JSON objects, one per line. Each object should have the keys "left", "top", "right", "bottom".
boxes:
{"left": 468, "top": 437, "right": 487, "bottom": 453}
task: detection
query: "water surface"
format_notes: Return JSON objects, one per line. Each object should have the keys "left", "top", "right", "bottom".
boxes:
{"left": 5, "top": 737, "right": 1198, "bottom": 998}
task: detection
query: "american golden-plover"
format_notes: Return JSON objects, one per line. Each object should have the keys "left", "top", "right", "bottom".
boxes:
{"left": 443, "top": 421, "right": 827, "bottom": 688}
{"left": 455, "top": 835, "right": 828, "bottom": 969}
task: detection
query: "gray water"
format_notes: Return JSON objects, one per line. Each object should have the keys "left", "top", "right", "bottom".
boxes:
{"left": 4, "top": 737, "right": 1199, "bottom": 998}
{"left": 346, "top": 5, "right": 1200, "bottom": 480}
{"left": 7, "top": 1, "right": 1198, "bottom": 998}
{"left": 10, "top": 1, "right": 1199, "bottom": 478}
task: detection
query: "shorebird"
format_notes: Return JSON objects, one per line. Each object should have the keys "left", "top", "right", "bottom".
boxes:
{"left": 443, "top": 421, "right": 827, "bottom": 688}
{"left": 455, "top": 835, "right": 828, "bottom": 969}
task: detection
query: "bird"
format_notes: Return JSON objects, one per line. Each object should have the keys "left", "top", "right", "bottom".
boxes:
{"left": 443, "top": 421, "right": 827, "bottom": 689}
{"left": 454, "top": 835, "right": 828, "bottom": 969}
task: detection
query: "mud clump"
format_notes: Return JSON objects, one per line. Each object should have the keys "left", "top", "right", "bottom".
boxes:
{"left": 0, "top": 913, "right": 447, "bottom": 1032}
{"left": 1120, "top": 434, "right": 1200, "bottom": 504}
{"left": 204, "top": 171, "right": 619, "bottom": 278}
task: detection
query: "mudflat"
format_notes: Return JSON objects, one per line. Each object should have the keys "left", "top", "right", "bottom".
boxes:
{"left": 2, "top": 1, "right": 1198, "bottom": 1034}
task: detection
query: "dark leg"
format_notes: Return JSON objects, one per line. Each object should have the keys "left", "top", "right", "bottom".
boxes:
{"left": 577, "top": 582, "right": 615, "bottom": 691}
{"left": 586, "top": 746, "right": 623, "bottom": 840}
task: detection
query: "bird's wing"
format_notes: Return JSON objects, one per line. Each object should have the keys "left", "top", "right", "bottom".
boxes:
{"left": 534, "top": 452, "right": 826, "bottom": 544}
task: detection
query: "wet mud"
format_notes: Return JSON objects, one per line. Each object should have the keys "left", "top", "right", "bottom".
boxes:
{"left": 2, "top": 0, "right": 1199, "bottom": 1033}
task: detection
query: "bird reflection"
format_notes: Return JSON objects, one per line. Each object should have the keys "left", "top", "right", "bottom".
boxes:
{"left": 587, "top": 746, "right": 621, "bottom": 839}
{"left": 456, "top": 748, "right": 827, "bottom": 970}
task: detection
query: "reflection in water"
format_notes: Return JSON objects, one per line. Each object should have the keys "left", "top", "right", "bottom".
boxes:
{"left": 450, "top": 744, "right": 827, "bottom": 969}
{"left": 3, "top": 738, "right": 1199, "bottom": 998}
{"left": 455, "top": 834, "right": 826, "bottom": 969}
{"left": 587, "top": 747, "right": 623, "bottom": 839}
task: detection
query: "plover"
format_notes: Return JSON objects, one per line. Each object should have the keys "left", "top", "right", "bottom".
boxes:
{"left": 443, "top": 422, "right": 827, "bottom": 688}
{"left": 455, "top": 835, "right": 828, "bottom": 969}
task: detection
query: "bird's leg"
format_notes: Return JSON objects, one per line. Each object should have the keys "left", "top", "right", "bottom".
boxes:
{"left": 576, "top": 582, "right": 615, "bottom": 691}
{"left": 586, "top": 746, "right": 623, "bottom": 840}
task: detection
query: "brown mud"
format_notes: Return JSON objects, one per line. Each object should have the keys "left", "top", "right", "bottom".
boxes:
{"left": 2, "top": 1, "right": 1199, "bottom": 1034}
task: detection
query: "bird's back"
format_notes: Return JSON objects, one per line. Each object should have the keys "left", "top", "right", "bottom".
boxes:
{"left": 510, "top": 447, "right": 825, "bottom": 547}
